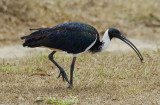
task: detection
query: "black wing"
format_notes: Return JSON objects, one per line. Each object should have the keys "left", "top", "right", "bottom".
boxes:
{"left": 21, "top": 22, "right": 99, "bottom": 54}
{"left": 21, "top": 28, "right": 50, "bottom": 47}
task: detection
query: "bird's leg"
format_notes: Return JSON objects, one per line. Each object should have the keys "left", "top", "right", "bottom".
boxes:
{"left": 48, "top": 51, "right": 69, "bottom": 83}
{"left": 68, "top": 57, "right": 77, "bottom": 88}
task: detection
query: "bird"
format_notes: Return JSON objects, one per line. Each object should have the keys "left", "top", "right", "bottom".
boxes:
{"left": 21, "top": 22, "right": 143, "bottom": 88}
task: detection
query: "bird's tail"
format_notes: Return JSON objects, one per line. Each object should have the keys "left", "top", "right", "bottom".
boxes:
{"left": 21, "top": 28, "right": 49, "bottom": 47}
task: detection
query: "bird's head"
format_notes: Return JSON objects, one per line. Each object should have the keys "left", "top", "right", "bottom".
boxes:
{"left": 108, "top": 28, "right": 122, "bottom": 40}
{"left": 104, "top": 27, "right": 143, "bottom": 62}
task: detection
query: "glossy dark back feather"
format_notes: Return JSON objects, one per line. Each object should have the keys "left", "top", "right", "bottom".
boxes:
{"left": 21, "top": 22, "right": 101, "bottom": 54}
{"left": 21, "top": 28, "right": 50, "bottom": 47}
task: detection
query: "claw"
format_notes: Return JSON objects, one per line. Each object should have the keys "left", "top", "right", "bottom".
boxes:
{"left": 57, "top": 71, "right": 69, "bottom": 83}
{"left": 68, "top": 85, "right": 73, "bottom": 89}
{"left": 57, "top": 72, "right": 61, "bottom": 78}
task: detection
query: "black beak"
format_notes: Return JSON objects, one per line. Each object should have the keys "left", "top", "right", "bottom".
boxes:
{"left": 116, "top": 34, "right": 143, "bottom": 62}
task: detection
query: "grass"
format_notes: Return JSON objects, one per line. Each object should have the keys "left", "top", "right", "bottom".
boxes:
{"left": 0, "top": 50, "right": 160, "bottom": 104}
{"left": 0, "top": 0, "right": 160, "bottom": 45}
{"left": 37, "top": 95, "right": 79, "bottom": 105}
{"left": 0, "top": 0, "right": 160, "bottom": 104}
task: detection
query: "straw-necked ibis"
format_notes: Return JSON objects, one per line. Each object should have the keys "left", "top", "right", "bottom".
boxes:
{"left": 21, "top": 22, "right": 143, "bottom": 88}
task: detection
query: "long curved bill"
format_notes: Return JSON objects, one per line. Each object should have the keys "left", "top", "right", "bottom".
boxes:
{"left": 116, "top": 34, "right": 144, "bottom": 62}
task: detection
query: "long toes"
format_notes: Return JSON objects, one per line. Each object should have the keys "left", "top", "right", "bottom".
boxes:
{"left": 64, "top": 76, "right": 69, "bottom": 83}
{"left": 62, "top": 74, "right": 65, "bottom": 81}
{"left": 57, "top": 72, "right": 69, "bottom": 83}
{"left": 57, "top": 72, "right": 61, "bottom": 78}
{"left": 62, "top": 74, "right": 69, "bottom": 83}
{"left": 62, "top": 73, "right": 69, "bottom": 83}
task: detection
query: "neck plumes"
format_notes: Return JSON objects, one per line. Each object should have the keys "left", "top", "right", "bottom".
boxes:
{"left": 89, "top": 29, "right": 110, "bottom": 53}
{"left": 100, "top": 29, "right": 110, "bottom": 51}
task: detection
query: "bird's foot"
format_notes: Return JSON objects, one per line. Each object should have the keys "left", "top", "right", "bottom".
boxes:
{"left": 67, "top": 85, "right": 73, "bottom": 89}
{"left": 57, "top": 70, "right": 69, "bottom": 83}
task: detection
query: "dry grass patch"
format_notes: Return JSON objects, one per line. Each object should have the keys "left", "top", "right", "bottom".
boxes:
{"left": 0, "top": 50, "right": 160, "bottom": 104}
{"left": 0, "top": 0, "right": 160, "bottom": 45}
{"left": 0, "top": 0, "right": 159, "bottom": 104}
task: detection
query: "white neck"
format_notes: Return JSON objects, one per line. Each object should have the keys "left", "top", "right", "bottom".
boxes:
{"left": 100, "top": 29, "right": 111, "bottom": 51}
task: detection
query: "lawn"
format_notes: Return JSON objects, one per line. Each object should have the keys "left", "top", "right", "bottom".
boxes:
{"left": 0, "top": 0, "right": 160, "bottom": 104}
{"left": 0, "top": 50, "right": 160, "bottom": 104}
